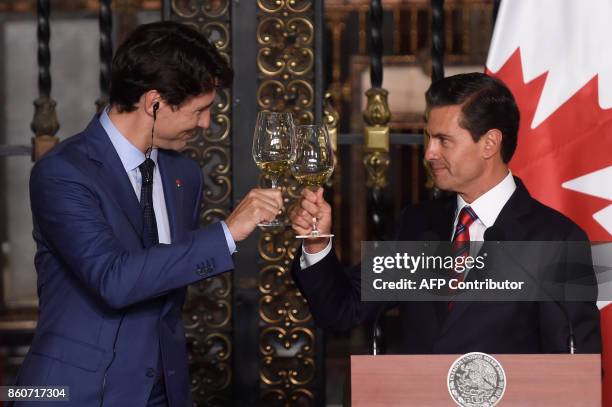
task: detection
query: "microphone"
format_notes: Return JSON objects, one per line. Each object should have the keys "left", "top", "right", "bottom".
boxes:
{"left": 371, "top": 230, "right": 442, "bottom": 355}
{"left": 483, "top": 226, "right": 577, "bottom": 354}
{"left": 145, "top": 101, "right": 159, "bottom": 159}
{"left": 371, "top": 302, "right": 398, "bottom": 356}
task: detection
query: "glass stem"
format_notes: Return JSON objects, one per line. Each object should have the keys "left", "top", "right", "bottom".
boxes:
{"left": 311, "top": 217, "right": 320, "bottom": 236}
{"left": 270, "top": 176, "right": 279, "bottom": 189}
{"left": 308, "top": 185, "right": 320, "bottom": 236}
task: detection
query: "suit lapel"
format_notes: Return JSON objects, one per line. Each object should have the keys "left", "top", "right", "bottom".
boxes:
{"left": 438, "top": 178, "right": 535, "bottom": 336}
{"left": 157, "top": 151, "right": 185, "bottom": 243}
{"left": 484, "top": 177, "right": 533, "bottom": 241}
{"left": 84, "top": 117, "right": 143, "bottom": 240}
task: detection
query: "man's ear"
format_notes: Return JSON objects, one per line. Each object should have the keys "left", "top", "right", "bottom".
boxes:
{"left": 482, "top": 129, "right": 503, "bottom": 159}
{"left": 143, "top": 90, "right": 162, "bottom": 116}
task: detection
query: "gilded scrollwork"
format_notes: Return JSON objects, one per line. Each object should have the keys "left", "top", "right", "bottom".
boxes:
{"left": 171, "top": 0, "right": 230, "bottom": 19}
{"left": 257, "top": 80, "right": 287, "bottom": 111}
{"left": 261, "top": 389, "right": 315, "bottom": 407}
{"left": 285, "top": 0, "right": 312, "bottom": 14}
{"left": 212, "top": 88, "right": 231, "bottom": 114}
{"left": 287, "top": 47, "right": 314, "bottom": 76}
{"left": 286, "top": 80, "right": 314, "bottom": 122}
{"left": 257, "top": 229, "right": 294, "bottom": 262}
{"left": 259, "top": 262, "right": 311, "bottom": 325}
{"left": 260, "top": 327, "right": 316, "bottom": 384}
{"left": 257, "top": 0, "right": 312, "bottom": 14}
{"left": 257, "top": 0, "right": 284, "bottom": 14}
{"left": 287, "top": 17, "right": 314, "bottom": 46}
{"left": 171, "top": 0, "right": 199, "bottom": 18}
{"left": 201, "top": 0, "right": 229, "bottom": 18}
{"left": 169, "top": 1, "right": 233, "bottom": 405}
{"left": 259, "top": 293, "right": 312, "bottom": 326}
{"left": 202, "top": 21, "right": 230, "bottom": 50}
{"left": 257, "top": 0, "right": 317, "bottom": 405}
{"left": 204, "top": 114, "right": 231, "bottom": 143}
{"left": 256, "top": 80, "right": 314, "bottom": 123}
{"left": 187, "top": 332, "right": 232, "bottom": 391}
{"left": 257, "top": 17, "right": 286, "bottom": 47}
{"left": 257, "top": 17, "right": 314, "bottom": 77}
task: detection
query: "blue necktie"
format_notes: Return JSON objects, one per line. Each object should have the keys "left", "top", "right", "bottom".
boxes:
{"left": 139, "top": 158, "right": 159, "bottom": 248}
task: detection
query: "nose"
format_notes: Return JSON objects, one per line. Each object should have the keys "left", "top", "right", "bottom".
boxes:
{"left": 424, "top": 136, "right": 438, "bottom": 161}
{"left": 198, "top": 110, "right": 211, "bottom": 129}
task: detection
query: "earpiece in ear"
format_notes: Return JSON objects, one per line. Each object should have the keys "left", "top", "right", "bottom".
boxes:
{"left": 153, "top": 101, "right": 160, "bottom": 120}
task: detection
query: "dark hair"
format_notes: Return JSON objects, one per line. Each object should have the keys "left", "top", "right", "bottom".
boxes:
{"left": 110, "top": 21, "right": 233, "bottom": 113}
{"left": 425, "top": 72, "right": 519, "bottom": 163}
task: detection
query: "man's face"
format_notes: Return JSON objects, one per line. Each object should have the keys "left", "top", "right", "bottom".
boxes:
{"left": 425, "top": 105, "right": 488, "bottom": 195}
{"left": 154, "top": 91, "right": 216, "bottom": 151}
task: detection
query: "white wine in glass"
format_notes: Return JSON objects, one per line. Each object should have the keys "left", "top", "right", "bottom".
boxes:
{"left": 252, "top": 111, "right": 296, "bottom": 227}
{"left": 291, "top": 124, "right": 335, "bottom": 239}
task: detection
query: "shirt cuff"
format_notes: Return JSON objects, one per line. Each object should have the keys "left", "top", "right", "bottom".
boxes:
{"left": 220, "top": 221, "right": 237, "bottom": 254}
{"left": 300, "top": 239, "right": 332, "bottom": 270}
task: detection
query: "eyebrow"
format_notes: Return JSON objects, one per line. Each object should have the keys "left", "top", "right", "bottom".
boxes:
{"left": 428, "top": 132, "right": 453, "bottom": 138}
{"left": 195, "top": 100, "right": 215, "bottom": 112}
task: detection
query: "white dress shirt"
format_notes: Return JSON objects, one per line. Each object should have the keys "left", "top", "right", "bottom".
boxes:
{"left": 453, "top": 171, "right": 516, "bottom": 257}
{"left": 300, "top": 171, "right": 517, "bottom": 269}
{"left": 100, "top": 108, "right": 172, "bottom": 244}
{"left": 99, "top": 107, "right": 236, "bottom": 252}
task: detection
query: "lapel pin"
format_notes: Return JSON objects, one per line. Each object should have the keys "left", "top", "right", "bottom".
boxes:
{"left": 175, "top": 179, "right": 182, "bottom": 188}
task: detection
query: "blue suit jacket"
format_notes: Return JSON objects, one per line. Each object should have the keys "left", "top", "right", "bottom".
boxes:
{"left": 13, "top": 116, "right": 234, "bottom": 406}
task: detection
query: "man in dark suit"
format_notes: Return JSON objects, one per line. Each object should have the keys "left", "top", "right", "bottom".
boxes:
{"left": 14, "top": 22, "right": 282, "bottom": 406}
{"left": 289, "top": 73, "right": 601, "bottom": 354}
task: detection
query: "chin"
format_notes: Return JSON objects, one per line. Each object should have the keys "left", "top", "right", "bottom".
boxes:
{"left": 432, "top": 176, "right": 447, "bottom": 188}
{"left": 433, "top": 179, "right": 455, "bottom": 192}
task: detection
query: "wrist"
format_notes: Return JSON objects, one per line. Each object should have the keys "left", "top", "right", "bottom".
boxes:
{"left": 303, "top": 237, "right": 331, "bottom": 254}
{"left": 225, "top": 219, "right": 239, "bottom": 242}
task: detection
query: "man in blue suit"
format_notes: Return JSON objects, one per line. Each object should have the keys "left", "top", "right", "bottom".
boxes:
{"left": 13, "top": 22, "right": 281, "bottom": 406}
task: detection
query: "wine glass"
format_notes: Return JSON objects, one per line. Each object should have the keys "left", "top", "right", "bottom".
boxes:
{"left": 291, "top": 124, "right": 335, "bottom": 239}
{"left": 252, "top": 111, "right": 296, "bottom": 227}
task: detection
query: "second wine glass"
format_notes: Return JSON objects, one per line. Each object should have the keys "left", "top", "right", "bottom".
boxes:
{"left": 291, "top": 124, "right": 335, "bottom": 239}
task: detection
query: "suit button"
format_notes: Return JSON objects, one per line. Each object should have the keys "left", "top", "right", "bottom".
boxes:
{"left": 146, "top": 368, "right": 156, "bottom": 378}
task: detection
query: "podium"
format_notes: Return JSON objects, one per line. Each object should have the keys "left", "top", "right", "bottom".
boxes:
{"left": 350, "top": 354, "right": 601, "bottom": 406}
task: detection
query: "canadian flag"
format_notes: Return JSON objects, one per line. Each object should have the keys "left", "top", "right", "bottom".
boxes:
{"left": 486, "top": 0, "right": 612, "bottom": 405}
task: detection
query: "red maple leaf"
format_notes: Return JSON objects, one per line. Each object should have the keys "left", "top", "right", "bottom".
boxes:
{"left": 488, "top": 49, "right": 612, "bottom": 242}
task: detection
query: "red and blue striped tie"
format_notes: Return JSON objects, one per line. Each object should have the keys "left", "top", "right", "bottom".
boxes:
{"left": 448, "top": 206, "right": 478, "bottom": 310}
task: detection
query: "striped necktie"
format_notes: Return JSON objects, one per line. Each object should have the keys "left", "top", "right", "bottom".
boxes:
{"left": 448, "top": 206, "right": 478, "bottom": 310}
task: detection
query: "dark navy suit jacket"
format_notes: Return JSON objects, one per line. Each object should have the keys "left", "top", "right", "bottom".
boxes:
{"left": 292, "top": 179, "right": 601, "bottom": 354}
{"left": 13, "top": 116, "right": 234, "bottom": 406}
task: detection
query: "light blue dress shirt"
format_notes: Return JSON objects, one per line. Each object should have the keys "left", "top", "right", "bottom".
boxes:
{"left": 99, "top": 108, "right": 236, "bottom": 253}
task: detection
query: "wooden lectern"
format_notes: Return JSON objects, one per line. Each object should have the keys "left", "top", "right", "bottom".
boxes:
{"left": 350, "top": 354, "right": 601, "bottom": 406}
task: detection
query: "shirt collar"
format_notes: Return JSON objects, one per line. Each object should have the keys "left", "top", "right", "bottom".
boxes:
{"left": 99, "top": 106, "right": 158, "bottom": 172}
{"left": 456, "top": 171, "right": 516, "bottom": 228}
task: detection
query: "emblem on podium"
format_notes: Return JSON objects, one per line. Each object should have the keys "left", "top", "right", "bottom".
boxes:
{"left": 447, "top": 352, "right": 506, "bottom": 407}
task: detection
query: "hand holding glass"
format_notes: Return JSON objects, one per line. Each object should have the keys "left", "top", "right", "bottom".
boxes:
{"left": 291, "top": 124, "right": 334, "bottom": 239}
